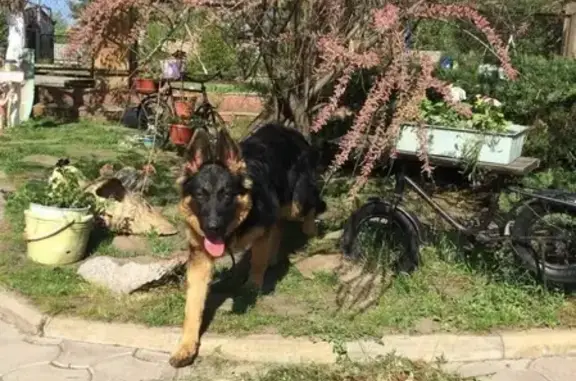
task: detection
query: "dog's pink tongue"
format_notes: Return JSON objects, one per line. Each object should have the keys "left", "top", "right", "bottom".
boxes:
{"left": 204, "top": 238, "right": 225, "bottom": 257}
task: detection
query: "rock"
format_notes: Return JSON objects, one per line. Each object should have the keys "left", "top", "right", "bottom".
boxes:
{"left": 294, "top": 254, "right": 342, "bottom": 279}
{"left": 0, "top": 170, "right": 15, "bottom": 193}
{"left": 21, "top": 154, "right": 60, "bottom": 168}
{"left": 322, "top": 229, "right": 343, "bottom": 241}
{"left": 414, "top": 317, "right": 441, "bottom": 334}
{"left": 85, "top": 178, "right": 178, "bottom": 236}
{"left": 77, "top": 252, "right": 188, "bottom": 294}
{"left": 111, "top": 235, "right": 148, "bottom": 254}
{"left": 32, "top": 103, "right": 46, "bottom": 118}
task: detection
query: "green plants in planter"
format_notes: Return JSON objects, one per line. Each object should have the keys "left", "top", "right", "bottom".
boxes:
{"left": 12, "top": 166, "right": 102, "bottom": 265}
{"left": 11, "top": 166, "right": 99, "bottom": 214}
{"left": 137, "top": 63, "right": 161, "bottom": 80}
{"left": 135, "top": 64, "right": 161, "bottom": 95}
{"left": 419, "top": 96, "right": 510, "bottom": 133}
{"left": 398, "top": 94, "right": 527, "bottom": 171}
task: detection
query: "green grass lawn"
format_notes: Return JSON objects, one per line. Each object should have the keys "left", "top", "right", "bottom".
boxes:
{"left": 0, "top": 118, "right": 575, "bottom": 342}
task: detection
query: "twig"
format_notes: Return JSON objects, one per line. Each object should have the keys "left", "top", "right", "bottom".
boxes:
{"left": 184, "top": 23, "right": 209, "bottom": 74}
{"left": 460, "top": 28, "right": 499, "bottom": 59}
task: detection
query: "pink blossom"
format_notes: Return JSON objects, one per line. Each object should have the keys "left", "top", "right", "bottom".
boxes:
{"left": 372, "top": 4, "right": 399, "bottom": 32}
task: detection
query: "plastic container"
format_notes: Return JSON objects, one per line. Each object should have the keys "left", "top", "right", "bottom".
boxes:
{"left": 25, "top": 208, "right": 94, "bottom": 265}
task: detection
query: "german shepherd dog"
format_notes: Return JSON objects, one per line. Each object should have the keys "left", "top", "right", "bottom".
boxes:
{"left": 169, "top": 123, "right": 326, "bottom": 368}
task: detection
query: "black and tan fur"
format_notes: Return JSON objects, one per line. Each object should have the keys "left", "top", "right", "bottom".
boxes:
{"left": 169, "top": 123, "right": 326, "bottom": 368}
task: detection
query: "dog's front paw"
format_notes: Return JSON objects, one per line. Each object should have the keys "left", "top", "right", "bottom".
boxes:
{"left": 169, "top": 343, "right": 198, "bottom": 368}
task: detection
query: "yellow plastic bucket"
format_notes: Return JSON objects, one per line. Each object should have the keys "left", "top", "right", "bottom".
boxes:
{"left": 24, "top": 209, "right": 94, "bottom": 265}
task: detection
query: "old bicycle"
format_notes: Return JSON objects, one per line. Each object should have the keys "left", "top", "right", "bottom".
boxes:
{"left": 341, "top": 154, "right": 576, "bottom": 285}
{"left": 135, "top": 71, "right": 226, "bottom": 146}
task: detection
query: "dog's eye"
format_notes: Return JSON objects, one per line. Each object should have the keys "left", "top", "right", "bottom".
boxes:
{"left": 195, "top": 189, "right": 210, "bottom": 199}
{"left": 217, "top": 189, "right": 228, "bottom": 200}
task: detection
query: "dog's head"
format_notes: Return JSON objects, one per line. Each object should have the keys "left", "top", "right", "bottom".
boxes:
{"left": 179, "top": 128, "right": 252, "bottom": 258}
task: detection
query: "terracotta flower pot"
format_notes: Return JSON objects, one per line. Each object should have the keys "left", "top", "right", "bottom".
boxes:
{"left": 170, "top": 124, "right": 194, "bottom": 146}
{"left": 174, "top": 98, "right": 197, "bottom": 119}
{"left": 134, "top": 78, "right": 158, "bottom": 95}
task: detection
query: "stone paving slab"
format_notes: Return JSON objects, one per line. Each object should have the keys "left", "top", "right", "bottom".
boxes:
{"left": 53, "top": 340, "right": 135, "bottom": 369}
{"left": 530, "top": 356, "right": 576, "bottom": 381}
{"left": 3, "top": 363, "right": 91, "bottom": 381}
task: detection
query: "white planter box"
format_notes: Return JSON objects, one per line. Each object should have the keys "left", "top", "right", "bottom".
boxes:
{"left": 396, "top": 124, "right": 529, "bottom": 165}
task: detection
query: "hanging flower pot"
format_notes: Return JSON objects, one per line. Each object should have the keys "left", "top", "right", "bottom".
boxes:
{"left": 134, "top": 78, "right": 158, "bottom": 95}
{"left": 174, "top": 97, "right": 197, "bottom": 119}
{"left": 170, "top": 123, "right": 194, "bottom": 146}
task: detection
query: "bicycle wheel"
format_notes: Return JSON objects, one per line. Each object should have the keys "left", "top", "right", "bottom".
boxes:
{"left": 511, "top": 200, "right": 576, "bottom": 284}
{"left": 340, "top": 200, "right": 420, "bottom": 274}
{"left": 137, "top": 96, "right": 173, "bottom": 146}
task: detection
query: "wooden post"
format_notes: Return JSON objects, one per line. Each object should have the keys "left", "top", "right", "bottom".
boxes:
{"left": 563, "top": 3, "right": 576, "bottom": 58}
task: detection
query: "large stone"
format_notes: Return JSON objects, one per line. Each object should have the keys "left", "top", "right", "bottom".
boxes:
{"left": 294, "top": 254, "right": 341, "bottom": 279}
{"left": 77, "top": 253, "right": 187, "bottom": 294}
{"left": 111, "top": 236, "right": 149, "bottom": 255}
{"left": 21, "top": 154, "right": 60, "bottom": 168}
{"left": 322, "top": 230, "right": 343, "bottom": 240}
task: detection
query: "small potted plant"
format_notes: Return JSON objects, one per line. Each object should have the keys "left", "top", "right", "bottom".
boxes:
{"left": 19, "top": 165, "right": 100, "bottom": 265}
{"left": 134, "top": 65, "right": 159, "bottom": 94}
{"left": 173, "top": 96, "right": 197, "bottom": 119}
{"left": 169, "top": 117, "right": 194, "bottom": 146}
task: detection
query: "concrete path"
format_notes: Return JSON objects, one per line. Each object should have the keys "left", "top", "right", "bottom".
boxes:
{"left": 1, "top": 318, "right": 575, "bottom": 381}
{"left": 0, "top": 318, "right": 264, "bottom": 381}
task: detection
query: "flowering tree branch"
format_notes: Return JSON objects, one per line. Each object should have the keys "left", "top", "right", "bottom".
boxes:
{"left": 69, "top": 0, "right": 516, "bottom": 192}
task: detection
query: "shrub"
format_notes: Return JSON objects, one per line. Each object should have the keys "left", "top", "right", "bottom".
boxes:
{"left": 437, "top": 54, "right": 576, "bottom": 168}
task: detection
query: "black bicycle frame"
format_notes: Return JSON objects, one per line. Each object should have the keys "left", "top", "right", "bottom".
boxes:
{"left": 393, "top": 164, "right": 470, "bottom": 234}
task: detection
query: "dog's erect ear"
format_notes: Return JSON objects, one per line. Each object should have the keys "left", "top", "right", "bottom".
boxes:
{"left": 216, "top": 128, "right": 242, "bottom": 170}
{"left": 184, "top": 129, "right": 213, "bottom": 173}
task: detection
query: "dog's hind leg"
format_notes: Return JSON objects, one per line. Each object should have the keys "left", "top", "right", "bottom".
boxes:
{"left": 301, "top": 208, "right": 318, "bottom": 237}
{"left": 248, "top": 223, "right": 282, "bottom": 288}
{"left": 266, "top": 222, "right": 284, "bottom": 267}
{"left": 169, "top": 249, "right": 213, "bottom": 368}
